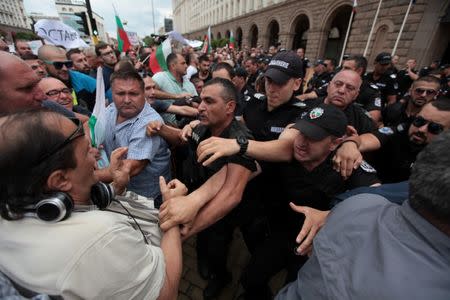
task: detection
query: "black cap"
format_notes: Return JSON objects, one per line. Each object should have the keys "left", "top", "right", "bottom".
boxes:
{"left": 234, "top": 67, "right": 248, "bottom": 78}
{"left": 375, "top": 52, "right": 392, "bottom": 65}
{"left": 264, "top": 51, "right": 303, "bottom": 84}
{"left": 314, "top": 59, "right": 327, "bottom": 67}
{"left": 293, "top": 104, "right": 347, "bottom": 140}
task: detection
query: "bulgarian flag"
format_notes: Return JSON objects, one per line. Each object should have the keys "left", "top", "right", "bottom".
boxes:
{"left": 149, "top": 38, "right": 172, "bottom": 74}
{"left": 114, "top": 10, "right": 131, "bottom": 52}
{"left": 229, "top": 30, "right": 235, "bottom": 49}
{"left": 89, "top": 66, "right": 109, "bottom": 168}
{"left": 201, "top": 26, "right": 212, "bottom": 54}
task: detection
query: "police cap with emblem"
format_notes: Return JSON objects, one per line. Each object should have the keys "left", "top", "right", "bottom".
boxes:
{"left": 293, "top": 103, "right": 347, "bottom": 140}
{"left": 264, "top": 51, "right": 303, "bottom": 84}
{"left": 375, "top": 52, "right": 392, "bottom": 65}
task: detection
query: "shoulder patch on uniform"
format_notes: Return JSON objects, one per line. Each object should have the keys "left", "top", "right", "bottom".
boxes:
{"left": 253, "top": 93, "right": 265, "bottom": 100}
{"left": 292, "top": 101, "right": 307, "bottom": 108}
{"left": 390, "top": 73, "right": 397, "bottom": 79}
{"left": 370, "top": 84, "right": 379, "bottom": 90}
{"left": 378, "top": 127, "right": 394, "bottom": 135}
{"left": 360, "top": 160, "right": 376, "bottom": 173}
{"left": 397, "top": 123, "right": 406, "bottom": 132}
{"left": 374, "top": 97, "right": 382, "bottom": 107}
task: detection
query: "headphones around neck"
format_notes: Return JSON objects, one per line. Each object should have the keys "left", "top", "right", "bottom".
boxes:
{"left": 29, "top": 182, "right": 114, "bottom": 222}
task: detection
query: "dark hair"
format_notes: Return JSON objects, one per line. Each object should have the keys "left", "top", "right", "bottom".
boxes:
{"left": 190, "top": 75, "right": 203, "bottom": 85}
{"left": 21, "top": 53, "right": 39, "bottom": 60}
{"left": 166, "top": 52, "right": 178, "bottom": 69}
{"left": 203, "top": 77, "right": 238, "bottom": 104}
{"left": 115, "top": 59, "right": 135, "bottom": 72}
{"left": 430, "top": 99, "right": 450, "bottom": 111}
{"left": 66, "top": 48, "right": 82, "bottom": 60}
{"left": 413, "top": 75, "right": 441, "bottom": 87}
{"left": 0, "top": 110, "right": 77, "bottom": 220}
{"left": 212, "top": 62, "right": 235, "bottom": 79}
{"left": 245, "top": 57, "right": 257, "bottom": 65}
{"left": 346, "top": 55, "right": 368, "bottom": 75}
{"left": 198, "top": 54, "right": 210, "bottom": 63}
{"left": 325, "top": 58, "right": 336, "bottom": 68}
{"left": 110, "top": 69, "right": 144, "bottom": 91}
{"left": 409, "top": 129, "right": 450, "bottom": 224}
{"left": 95, "top": 42, "right": 111, "bottom": 57}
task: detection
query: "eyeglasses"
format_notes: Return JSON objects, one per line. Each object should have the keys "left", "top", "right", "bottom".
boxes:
{"left": 414, "top": 88, "right": 437, "bottom": 96}
{"left": 38, "top": 118, "right": 85, "bottom": 163}
{"left": 101, "top": 50, "right": 115, "bottom": 57}
{"left": 45, "top": 88, "right": 72, "bottom": 97}
{"left": 412, "top": 115, "right": 444, "bottom": 135}
{"left": 43, "top": 60, "right": 73, "bottom": 70}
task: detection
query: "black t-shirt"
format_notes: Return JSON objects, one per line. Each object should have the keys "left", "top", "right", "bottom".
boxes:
{"left": 247, "top": 70, "right": 262, "bottom": 90}
{"left": 185, "top": 119, "right": 257, "bottom": 189}
{"left": 243, "top": 95, "right": 309, "bottom": 141}
{"left": 372, "top": 125, "right": 424, "bottom": 183}
{"left": 364, "top": 72, "right": 397, "bottom": 107}
{"left": 355, "top": 80, "right": 382, "bottom": 112}
{"left": 306, "top": 72, "right": 332, "bottom": 93}
{"left": 396, "top": 69, "right": 417, "bottom": 98}
{"left": 272, "top": 154, "right": 379, "bottom": 234}
{"left": 304, "top": 97, "right": 376, "bottom": 134}
{"left": 382, "top": 100, "right": 416, "bottom": 127}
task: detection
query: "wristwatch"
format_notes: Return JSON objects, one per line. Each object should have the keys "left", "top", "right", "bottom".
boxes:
{"left": 236, "top": 136, "right": 248, "bottom": 155}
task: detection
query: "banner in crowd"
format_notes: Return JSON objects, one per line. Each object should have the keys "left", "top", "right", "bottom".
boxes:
{"left": 229, "top": 30, "right": 235, "bottom": 49}
{"left": 126, "top": 31, "right": 139, "bottom": 46}
{"left": 34, "top": 19, "right": 88, "bottom": 49}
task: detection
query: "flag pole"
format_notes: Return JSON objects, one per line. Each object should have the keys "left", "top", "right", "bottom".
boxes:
{"left": 363, "top": 0, "right": 383, "bottom": 57}
{"left": 392, "top": 0, "right": 413, "bottom": 56}
{"left": 338, "top": 2, "right": 356, "bottom": 66}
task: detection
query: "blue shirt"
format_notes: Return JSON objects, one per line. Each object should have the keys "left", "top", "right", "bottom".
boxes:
{"left": 276, "top": 195, "right": 450, "bottom": 300}
{"left": 103, "top": 102, "right": 171, "bottom": 199}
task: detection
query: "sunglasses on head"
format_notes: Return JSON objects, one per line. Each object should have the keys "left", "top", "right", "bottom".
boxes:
{"left": 44, "top": 60, "right": 73, "bottom": 70}
{"left": 414, "top": 88, "right": 437, "bottom": 96}
{"left": 412, "top": 115, "right": 444, "bottom": 135}
{"left": 38, "top": 118, "right": 85, "bottom": 163}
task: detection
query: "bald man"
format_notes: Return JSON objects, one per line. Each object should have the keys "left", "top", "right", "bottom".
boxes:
{"left": 0, "top": 51, "right": 77, "bottom": 119}
{"left": 38, "top": 45, "right": 98, "bottom": 111}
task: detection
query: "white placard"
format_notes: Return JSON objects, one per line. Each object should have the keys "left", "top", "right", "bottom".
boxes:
{"left": 34, "top": 19, "right": 88, "bottom": 49}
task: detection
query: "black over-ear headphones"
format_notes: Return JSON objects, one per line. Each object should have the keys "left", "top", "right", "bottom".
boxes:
{"left": 30, "top": 182, "right": 114, "bottom": 222}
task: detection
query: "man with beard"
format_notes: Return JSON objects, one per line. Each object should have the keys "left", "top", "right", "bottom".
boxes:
{"left": 383, "top": 76, "right": 440, "bottom": 127}
{"left": 66, "top": 48, "right": 91, "bottom": 74}
{"left": 352, "top": 100, "right": 450, "bottom": 183}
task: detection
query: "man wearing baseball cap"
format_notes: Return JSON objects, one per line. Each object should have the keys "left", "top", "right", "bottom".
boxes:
{"left": 239, "top": 103, "right": 380, "bottom": 299}
{"left": 365, "top": 52, "right": 398, "bottom": 106}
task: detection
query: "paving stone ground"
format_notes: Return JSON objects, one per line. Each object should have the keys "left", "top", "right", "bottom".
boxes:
{"left": 178, "top": 229, "right": 287, "bottom": 300}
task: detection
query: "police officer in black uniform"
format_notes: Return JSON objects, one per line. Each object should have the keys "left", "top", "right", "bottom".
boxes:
{"left": 364, "top": 52, "right": 398, "bottom": 107}
{"left": 304, "top": 59, "right": 332, "bottom": 94}
{"left": 395, "top": 58, "right": 419, "bottom": 99}
{"left": 240, "top": 104, "right": 380, "bottom": 299}
{"left": 244, "top": 57, "right": 262, "bottom": 91}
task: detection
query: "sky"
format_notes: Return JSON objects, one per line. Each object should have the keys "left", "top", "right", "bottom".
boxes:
{"left": 23, "top": 0, "right": 172, "bottom": 38}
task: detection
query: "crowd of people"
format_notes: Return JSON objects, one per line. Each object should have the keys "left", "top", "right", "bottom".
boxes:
{"left": 0, "top": 37, "right": 449, "bottom": 300}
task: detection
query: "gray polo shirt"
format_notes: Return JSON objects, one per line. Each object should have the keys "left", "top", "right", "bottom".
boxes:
{"left": 103, "top": 102, "right": 171, "bottom": 199}
{"left": 276, "top": 194, "right": 450, "bottom": 300}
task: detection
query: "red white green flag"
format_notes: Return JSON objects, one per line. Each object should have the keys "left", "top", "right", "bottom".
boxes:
{"left": 201, "top": 26, "right": 212, "bottom": 54}
{"left": 115, "top": 14, "right": 131, "bottom": 52}
{"left": 149, "top": 38, "right": 172, "bottom": 74}
{"left": 229, "top": 30, "right": 235, "bottom": 49}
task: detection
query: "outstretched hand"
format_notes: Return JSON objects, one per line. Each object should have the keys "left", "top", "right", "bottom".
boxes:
{"left": 110, "top": 147, "right": 129, "bottom": 194}
{"left": 290, "top": 202, "right": 329, "bottom": 256}
{"left": 197, "top": 137, "right": 240, "bottom": 166}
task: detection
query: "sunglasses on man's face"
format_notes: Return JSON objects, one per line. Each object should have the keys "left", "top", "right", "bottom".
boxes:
{"left": 412, "top": 115, "right": 444, "bottom": 135}
{"left": 414, "top": 88, "right": 437, "bottom": 96}
{"left": 43, "top": 60, "right": 73, "bottom": 70}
